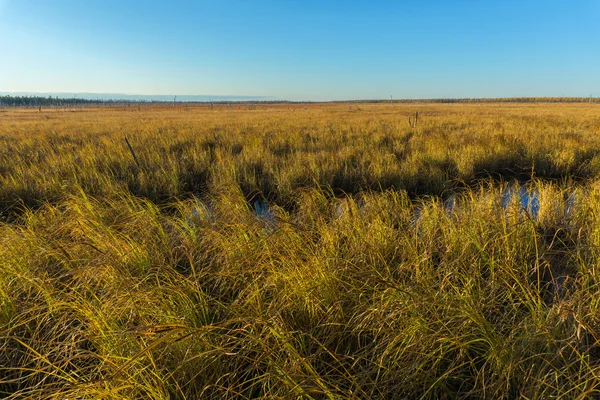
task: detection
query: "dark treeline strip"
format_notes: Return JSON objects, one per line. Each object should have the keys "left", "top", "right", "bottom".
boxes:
{"left": 1, "top": 95, "right": 109, "bottom": 107}
{"left": 1, "top": 94, "right": 599, "bottom": 107}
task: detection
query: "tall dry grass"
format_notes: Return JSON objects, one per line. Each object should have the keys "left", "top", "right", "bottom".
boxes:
{"left": 2, "top": 103, "right": 600, "bottom": 398}
{"left": 1, "top": 103, "right": 599, "bottom": 214}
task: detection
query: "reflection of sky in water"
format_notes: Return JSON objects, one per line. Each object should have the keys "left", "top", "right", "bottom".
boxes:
{"left": 564, "top": 192, "right": 577, "bottom": 219}
{"left": 188, "top": 185, "right": 578, "bottom": 232}
{"left": 187, "top": 199, "right": 276, "bottom": 231}
{"left": 501, "top": 185, "right": 540, "bottom": 219}
{"left": 254, "top": 200, "right": 277, "bottom": 231}
{"left": 444, "top": 196, "right": 455, "bottom": 213}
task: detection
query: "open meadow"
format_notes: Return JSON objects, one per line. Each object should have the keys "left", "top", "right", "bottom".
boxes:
{"left": 3, "top": 102, "right": 600, "bottom": 398}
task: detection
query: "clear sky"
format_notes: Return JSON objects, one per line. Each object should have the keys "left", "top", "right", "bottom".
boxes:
{"left": 0, "top": 0, "right": 598, "bottom": 101}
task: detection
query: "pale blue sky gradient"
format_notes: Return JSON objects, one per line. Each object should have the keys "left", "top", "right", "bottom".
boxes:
{"left": 1, "top": 0, "right": 598, "bottom": 101}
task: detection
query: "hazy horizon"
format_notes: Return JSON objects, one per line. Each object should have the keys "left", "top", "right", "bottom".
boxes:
{"left": 1, "top": 91, "right": 598, "bottom": 103}
{"left": 0, "top": 91, "right": 274, "bottom": 102}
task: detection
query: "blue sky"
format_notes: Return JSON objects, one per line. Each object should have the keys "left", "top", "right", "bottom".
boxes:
{"left": 0, "top": 0, "right": 598, "bottom": 101}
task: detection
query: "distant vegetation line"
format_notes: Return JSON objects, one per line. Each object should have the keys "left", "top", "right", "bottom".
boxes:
{"left": 0, "top": 94, "right": 598, "bottom": 107}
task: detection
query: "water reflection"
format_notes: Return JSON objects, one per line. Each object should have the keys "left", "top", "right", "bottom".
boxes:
{"left": 186, "top": 183, "right": 577, "bottom": 231}
{"left": 501, "top": 185, "right": 540, "bottom": 218}
{"left": 253, "top": 200, "right": 277, "bottom": 231}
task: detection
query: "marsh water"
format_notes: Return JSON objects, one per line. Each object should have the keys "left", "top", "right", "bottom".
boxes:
{"left": 187, "top": 183, "right": 579, "bottom": 229}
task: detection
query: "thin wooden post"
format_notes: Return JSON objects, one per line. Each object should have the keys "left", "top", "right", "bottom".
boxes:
{"left": 125, "top": 136, "right": 141, "bottom": 168}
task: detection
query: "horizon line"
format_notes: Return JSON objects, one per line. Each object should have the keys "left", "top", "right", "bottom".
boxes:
{"left": 0, "top": 91, "right": 597, "bottom": 103}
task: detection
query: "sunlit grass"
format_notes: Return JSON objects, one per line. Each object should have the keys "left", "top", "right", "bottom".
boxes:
{"left": 2, "top": 103, "right": 600, "bottom": 398}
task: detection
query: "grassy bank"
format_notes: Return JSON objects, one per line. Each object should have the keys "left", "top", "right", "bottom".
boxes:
{"left": 2, "top": 104, "right": 600, "bottom": 398}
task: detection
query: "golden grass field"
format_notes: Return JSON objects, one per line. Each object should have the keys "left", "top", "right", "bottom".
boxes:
{"left": 2, "top": 102, "right": 600, "bottom": 398}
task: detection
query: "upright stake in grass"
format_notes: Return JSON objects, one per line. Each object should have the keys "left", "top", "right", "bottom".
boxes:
{"left": 408, "top": 111, "right": 419, "bottom": 128}
{"left": 125, "top": 136, "right": 141, "bottom": 168}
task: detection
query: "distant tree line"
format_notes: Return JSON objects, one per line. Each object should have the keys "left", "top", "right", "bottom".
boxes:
{"left": 0, "top": 95, "right": 108, "bottom": 107}
{"left": 0, "top": 95, "right": 598, "bottom": 108}
{"left": 0, "top": 95, "right": 284, "bottom": 107}
{"left": 338, "top": 97, "right": 599, "bottom": 104}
